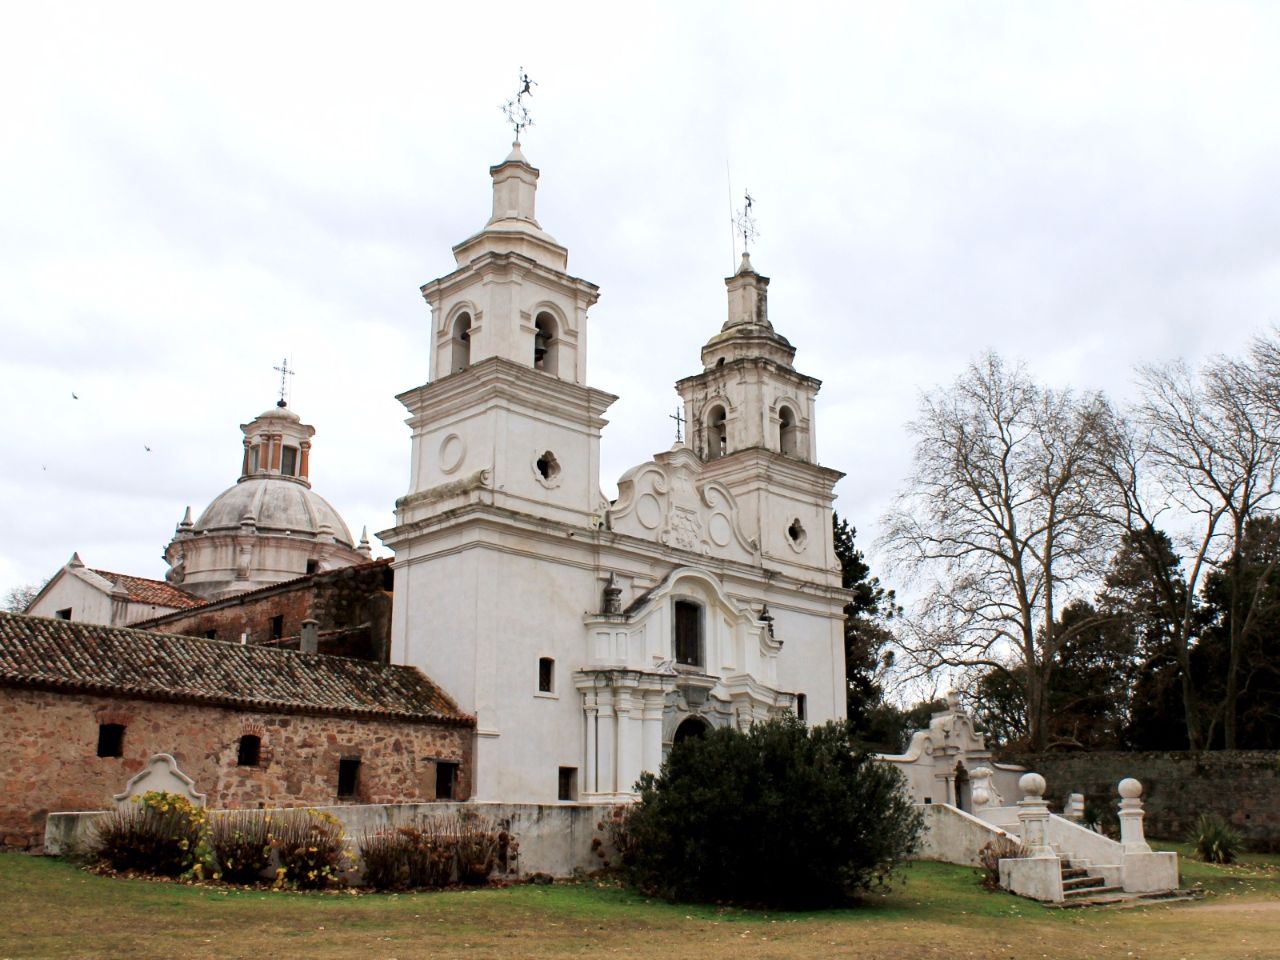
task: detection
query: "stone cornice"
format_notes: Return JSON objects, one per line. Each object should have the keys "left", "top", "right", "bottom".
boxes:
{"left": 397, "top": 357, "right": 617, "bottom": 428}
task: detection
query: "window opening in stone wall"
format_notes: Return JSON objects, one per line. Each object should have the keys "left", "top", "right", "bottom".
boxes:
{"left": 795, "top": 693, "right": 807, "bottom": 722}
{"left": 56, "top": 608, "right": 72, "bottom": 620}
{"left": 270, "top": 615, "right": 284, "bottom": 640}
{"left": 281, "top": 445, "right": 298, "bottom": 476}
{"left": 536, "top": 451, "right": 560, "bottom": 481}
{"left": 337, "top": 756, "right": 361, "bottom": 799}
{"left": 534, "top": 312, "right": 558, "bottom": 375}
{"left": 248, "top": 446, "right": 261, "bottom": 472}
{"left": 558, "top": 766, "right": 577, "bottom": 801}
{"left": 237, "top": 734, "right": 261, "bottom": 766}
{"left": 204, "top": 629, "right": 217, "bottom": 640}
{"left": 436, "top": 760, "right": 459, "bottom": 800}
{"left": 306, "top": 559, "right": 320, "bottom": 575}
{"left": 674, "top": 600, "right": 703, "bottom": 667}
{"left": 97, "top": 723, "right": 125, "bottom": 758}
{"left": 779, "top": 405, "right": 797, "bottom": 456}
{"left": 452, "top": 312, "right": 473, "bottom": 372}
{"left": 538, "top": 656, "right": 554, "bottom": 693}
{"left": 706, "top": 405, "right": 727, "bottom": 459}
{"left": 787, "top": 519, "right": 805, "bottom": 544}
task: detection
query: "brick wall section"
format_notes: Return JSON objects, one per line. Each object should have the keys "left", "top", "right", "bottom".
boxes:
{"left": 0, "top": 687, "right": 472, "bottom": 852}
{"left": 137, "top": 560, "right": 393, "bottom": 661}
{"left": 1014, "top": 750, "right": 1280, "bottom": 848}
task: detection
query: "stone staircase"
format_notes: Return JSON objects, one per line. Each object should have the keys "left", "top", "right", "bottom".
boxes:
{"left": 1059, "top": 855, "right": 1123, "bottom": 902}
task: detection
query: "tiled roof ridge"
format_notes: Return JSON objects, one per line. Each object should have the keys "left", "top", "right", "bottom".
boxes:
{"left": 0, "top": 612, "right": 472, "bottom": 727}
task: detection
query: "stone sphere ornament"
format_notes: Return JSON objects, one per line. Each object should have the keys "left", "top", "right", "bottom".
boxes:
{"left": 1019, "top": 772, "right": 1047, "bottom": 798}
{"left": 1118, "top": 777, "right": 1143, "bottom": 799}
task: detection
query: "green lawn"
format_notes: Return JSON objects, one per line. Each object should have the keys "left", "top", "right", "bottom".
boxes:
{"left": 1, "top": 849, "right": 1278, "bottom": 959}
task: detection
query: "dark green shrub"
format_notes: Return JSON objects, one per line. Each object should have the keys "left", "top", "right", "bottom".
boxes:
{"left": 211, "top": 811, "right": 274, "bottom": 884}
{"left": 619, "top": 715, "right": 923, "bottom": 908}
{"left": 1189, "top": 812, "right": 1242, "bottom": 864}
{"left": 270, "top": 808, "right": 352, "bottom": 889}
{"left": 92, "top": 791, "right": 209, "bottom": 878}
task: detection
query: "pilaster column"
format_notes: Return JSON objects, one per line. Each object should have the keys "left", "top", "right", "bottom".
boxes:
{"left": 583, "top": 697, "right": 598, "bottom": 795}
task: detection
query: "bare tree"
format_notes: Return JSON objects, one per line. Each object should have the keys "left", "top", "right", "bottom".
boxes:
{"left": 1098, "top": 347, "right": 1280, "bottom": 749}
{"left": 2, "top": 582, "right": 42, "bottom": 613}
{"left": 880, "top": 353, "right": 1114, "bottom": 751}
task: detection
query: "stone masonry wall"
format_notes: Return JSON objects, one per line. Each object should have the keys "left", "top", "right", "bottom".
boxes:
{"left": 137, "top": 561, "right": 394, "bottom": 661}
{"left": 0, "top": 686, "right": 472, "bottom": 852}
{"left": 1015, "top": 750, "right": 1280, "bottom": 849}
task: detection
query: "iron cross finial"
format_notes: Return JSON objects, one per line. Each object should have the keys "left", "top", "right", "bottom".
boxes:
{"left": 735, "top": 189, "right": 758, "bottom": 252}
{"left": 273, "top": 358, "right": 295, "bottom": 406}
{"left": 669, "top": 405, "right": 686, "bottom": 443}
{"left": 501, "top": 67, "right": 537, "bottom": 141}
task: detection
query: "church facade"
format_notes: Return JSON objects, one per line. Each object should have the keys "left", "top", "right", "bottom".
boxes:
{"left": 380, "top": 143, "right": 850, "bottom": 803}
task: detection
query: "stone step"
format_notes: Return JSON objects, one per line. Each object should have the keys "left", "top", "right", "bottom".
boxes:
{"left": 1064, "top": 883, "right": 1122, "bottom": 899}
{"left": 1061, "top": 866, "right": 1089, "bottom": 879}
{"left": 1063, "top": 875, "right": 1108, "bottom": 891}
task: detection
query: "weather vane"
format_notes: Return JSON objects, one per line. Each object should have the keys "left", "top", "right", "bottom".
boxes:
{"left": 273, "top": 358, "right": 295, "bottom": 407}
{"left": 501, "top": 67, "right": 537, "bottom": 141}
{"left": 735, "top": 189, "right": 758, "bottom": 253}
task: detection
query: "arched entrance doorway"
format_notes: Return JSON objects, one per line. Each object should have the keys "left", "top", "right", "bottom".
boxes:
{"left": 673, "top": 716, "right": 711, "bottom": 747}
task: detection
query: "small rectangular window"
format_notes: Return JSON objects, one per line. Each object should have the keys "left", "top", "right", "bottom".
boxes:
{"left": 558, "top": 766, "right": 577, "bottom": 802}
{"left": 537, "top": 656, "right": 554, "bottom": 693}
{"left": 97, "top": 723, "right": 125, "bottom": 758}
{"left": 270, "top": 615, "right": 284, "bottom": 640}
{"left": 435, "top": 761, "right": 459, "bottom": 800}
{"left": 237, "top": 734, "right": 261, "bottom": 766}
{"left": 56, "top": 608, "right": 72, "bottom": 620}
{"left": 337, "top": 756, "right": 361, "bottom": 799}
{"left": 795, "top": 693, "right": 807, "bottom": 722}
{"left": 305, "top": 559, "right": 319, "bottom": 575}
{"left": 204, "top": 629, "right": 217, "bottom": 640}
{"left": 281, "top": 446, "right": 298, "bottom": 476}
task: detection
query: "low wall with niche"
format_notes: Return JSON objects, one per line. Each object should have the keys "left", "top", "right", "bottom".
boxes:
{"left": 1013, "top": 750, "right": 1280, "bottom": 849}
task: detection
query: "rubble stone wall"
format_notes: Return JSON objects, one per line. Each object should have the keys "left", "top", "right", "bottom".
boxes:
{"left": 0, "top": 685, "right": 472, "bottom": 852}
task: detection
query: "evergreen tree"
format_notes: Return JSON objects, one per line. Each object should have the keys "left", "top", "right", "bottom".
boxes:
{"left": 832, "top": 513, "right": 900, "bottom": 747}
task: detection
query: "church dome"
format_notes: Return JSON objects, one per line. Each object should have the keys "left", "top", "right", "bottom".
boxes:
{"left": 193, "top": 476, "right": 355, "bottom": 547}
{"left": 163, "top": 400, "right": 369, "bottom": 600}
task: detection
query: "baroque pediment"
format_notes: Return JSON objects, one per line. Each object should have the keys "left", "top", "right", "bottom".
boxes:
{"left": 608, "top": 446, "right": 758, "bottom": 562}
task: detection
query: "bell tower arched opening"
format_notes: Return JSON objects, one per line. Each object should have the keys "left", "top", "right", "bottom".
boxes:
{"left": 706, "top": 405, "right": 727, "bottom": 460}
{"left": 534, "top": 312, "right": 559, "bottom": 376}
{"left": 451, "top": 313, "right": 472, "bottom": 372}
{"left": 779, "top": 405, "right": 797, "bottom": 456}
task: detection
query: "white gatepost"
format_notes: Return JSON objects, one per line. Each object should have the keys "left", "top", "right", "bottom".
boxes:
{"left": 1000, "top": 772, "right": 1064, "bottom": 901}
{"left": 1116, "top": 778, "right": 1152, "bottom": 852}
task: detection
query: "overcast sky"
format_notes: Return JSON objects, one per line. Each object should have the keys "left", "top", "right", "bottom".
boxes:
{"left": 3, "top": 1, "right": 1279, "bottom": 599}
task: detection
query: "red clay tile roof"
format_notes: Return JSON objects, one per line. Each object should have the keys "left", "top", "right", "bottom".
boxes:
{"left": 90, "top": 569, "right": 205, "bottom": 610}
{"left": 0, "top": 612, "right": 472, "bottom": 726}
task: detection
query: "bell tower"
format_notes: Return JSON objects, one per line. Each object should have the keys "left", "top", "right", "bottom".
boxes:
{"left": 675, "top": 252, "right": 842, "bottom": 577}
{"left": 388, "top": 143, "right": 617, "bottom": 531}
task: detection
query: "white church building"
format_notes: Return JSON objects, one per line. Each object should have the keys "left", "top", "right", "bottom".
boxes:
{"left": 380, "top": 142, "right": 850, "bottom": 803}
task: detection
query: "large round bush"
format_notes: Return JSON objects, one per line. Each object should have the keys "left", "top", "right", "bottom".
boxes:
{"left": 620, "top": 715, "right": 922, "bottom": 908}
